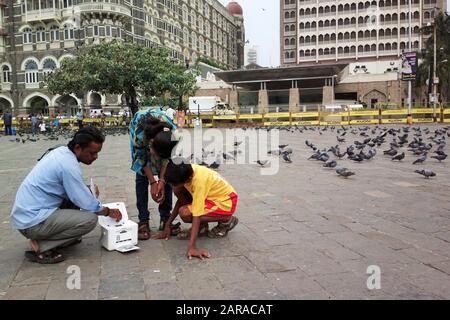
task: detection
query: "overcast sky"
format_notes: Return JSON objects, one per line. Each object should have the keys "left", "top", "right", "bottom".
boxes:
{"left": 219, "top": 0, "right": 450, "bottom": 68}
{"left": 219, "top": 0, "right": 280, "bottom": 67}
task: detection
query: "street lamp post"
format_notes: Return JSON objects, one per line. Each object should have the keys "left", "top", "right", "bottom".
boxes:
{"left": 432, "top": 21, "right": 438, "bottom": 122}
{"left": 407, "top": 0, "right": 412, "bottom": 124}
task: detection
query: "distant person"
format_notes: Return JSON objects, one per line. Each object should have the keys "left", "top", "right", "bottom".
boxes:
{"left": 10, "top": 126, "right": 122, "bottom": 264}
{"left": 31, "top": 114, "right": 39, "bottom": 135}
{"left": 165, "top": 105, "right": 177, "bottom": 122}
{"left": 100, "top": 110, "right": 106, "bottom": 127}
{"left": 2, "top": 110, "right": 13, "bottom": 135}
{"left": 39, "top": 121, "right": 46, "bottom": 133}
{"left": 76, "top": 109, "right": 84, "bottom": 129}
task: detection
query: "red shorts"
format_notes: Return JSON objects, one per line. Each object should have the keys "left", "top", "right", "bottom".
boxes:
{"left": 188, "top": 192, "right": 238, "bottom": 217}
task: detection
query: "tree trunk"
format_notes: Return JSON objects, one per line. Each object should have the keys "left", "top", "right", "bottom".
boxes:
{"left": 127, "top": 88, "right": 139, "bottom": 116}
{"left": 178, "top": 95, "right": 183, "bottom": 111}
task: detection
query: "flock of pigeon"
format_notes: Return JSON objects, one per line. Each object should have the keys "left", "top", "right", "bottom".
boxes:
{"left": 2, "top": 127, "right": 129, "bottom": 144}
{"left": 303, "top": 125, "right": 449, "bottom": 179}
{"left": 3, "top": 124, "right": 448, "bottom": 180}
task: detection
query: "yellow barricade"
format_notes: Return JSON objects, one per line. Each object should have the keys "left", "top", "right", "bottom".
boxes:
{"left": 442, "top": 108, "right": 450, "bottom": 123}
{"left": 263, "top": 112, "right": 290, "bottom": 126}
{"left": 290, "top": 111, "right": 320, "bottom": 126}
{"left": 319, "top": 112, "right": 348, "bottom": 126}
{"left": 380, "top": 109, "right": 408, "bottom": 124}
{"left": 349, "top": 110, "right": 379, "bottom": 125}
{"left": 411, "top": 108, "right": 440, "bottom": 123}
{"left": 238, "top": 114, "right": 263, "bottom": 119}
{"left": 263, "top": 121, "right": 291, "bottom": 126}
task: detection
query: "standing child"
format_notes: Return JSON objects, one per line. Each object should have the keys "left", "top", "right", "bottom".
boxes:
{"left": 154, "top": 159, "right": 238, "bottom": 260}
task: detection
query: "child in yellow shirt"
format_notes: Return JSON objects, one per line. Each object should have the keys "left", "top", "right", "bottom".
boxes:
{"left": 154, "top": 159, "right": 238, "bottom": 260}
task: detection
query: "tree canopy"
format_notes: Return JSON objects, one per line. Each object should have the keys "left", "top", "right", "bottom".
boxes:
{"left": 418, "top": 12, "right": 450, "bottom": 103}
{"left": 46, "top": 40, "right": 198, "bottom": 114}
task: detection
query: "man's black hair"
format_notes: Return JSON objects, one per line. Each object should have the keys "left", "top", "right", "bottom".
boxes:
{"left": 165, "top": 159, "right": 193, "bottom": 186}
{"left": 68, "top": 125, "right": 105, "bottom": 151}
{"left": 151, "top": 131, "right": 179, "bottom": 159}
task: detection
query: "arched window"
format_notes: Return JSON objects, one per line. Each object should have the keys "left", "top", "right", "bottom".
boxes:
{"left": 25, "top": 60, "right": 39, "bottom": 84}
{"left": 285, "top": 52, "right": 290, "bottom": 59}
{"left": 2, "top": 65, "right": 11, "bottom": 83}
{"left": 285, "top": 25, "right": 290, "bottom": 32}
{"left": 42, "top": 59, "right": 57, "bottom": 76}
{"left": 285, "top": 12, "right": 289, "bottom": 19}
{"left": 379, "top": 43, "right": 385, "bottom": 51}
{"left": 36, "top": 26, "right": 45, "bottom": 43}
{"left": 299, "top": 50, "right": 305, "bottom": 57}
{"left": 23, "top": 27, "right": 32, "bottom": 44}
{"left": 64, "top": 24, "right": 74, "bottom": 40}
{"left": 285, "top": 38, "right": 290, "bottom": 46}
{"left": 63, "top": 0, "right": 73, "bottom": 8}
{"left": 290, "top": 52, "right": 295, "bottom": 59}
{"left": 50, "top": 25, "right": 59, "bottom": 42}
{"left": 290, "top": 38, "right": 295, "bottom": 46}
{"left": 290, "top": 25, "right": 296, "bottom": 32}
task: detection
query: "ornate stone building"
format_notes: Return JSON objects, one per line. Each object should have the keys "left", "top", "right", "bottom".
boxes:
{"left": 280, "top": 0, "right": 447, "bottom": 66}
{"left": 0, "top": 0, "right": 245, "bottom": 116}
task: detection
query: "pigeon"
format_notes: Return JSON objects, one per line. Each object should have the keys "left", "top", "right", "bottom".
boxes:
{"left": 392, "top": 152, "right": 405, "bottom": 161}
{"left": 323, "top": 160, "right": 337, "bottom": 168}
{"left": 336, "top": 167, "right": 355, "bottom": 178}
{"left": 383, "top": 149, "right": 398, "bottom": 156}
{"left": 415, "top": 169, "right": 436, "bottom": 179}
{"left": 222, "top": 152, "right": 235, "bottom": 161}
{"left": 431, "top": 154, "right": 447, "bottom": 162}
{"left": 282, "top": 153, "right": 292, "bottom": 163}
{"left": 233, "top": 141, "right": 242, "bottom": 147}
{"left": 278, "top": 144, "right": 289, "bottom": 149}
{"left": 208, "top": 161, "right": 220, "bottom": 169}
{"left": 255, "top": 160, "right": 270, "bottom": 167}
{"left": 413, "top": 153, "right": 427, "bottom": 165}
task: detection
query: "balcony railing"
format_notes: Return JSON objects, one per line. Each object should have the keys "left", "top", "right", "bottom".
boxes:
{"left": 77, "top": 3, "right": 132, "bottom": 17}
{"left": 25, "top": 8, "right": 62, "bottom": 23}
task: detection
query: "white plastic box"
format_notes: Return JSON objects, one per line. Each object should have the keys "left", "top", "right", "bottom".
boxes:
{"left": 98, "top": 202, "right": 139, "bottom": 252}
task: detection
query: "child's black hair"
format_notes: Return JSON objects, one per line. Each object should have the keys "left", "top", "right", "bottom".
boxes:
{"left": 151, "top": 131, "right": 179, "bottom": 159}
{"left": 68, "top": 126, "right": 105, "bottom": 151}
{"left": 143, "top": 116, "right": 172, "bottom": 142}
{"left": 165, "top": 159, "right": 193, "bottom": 186}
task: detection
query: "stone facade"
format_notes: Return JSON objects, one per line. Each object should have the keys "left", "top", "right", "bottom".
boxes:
{"left": 0, "top": 0, "right": 245, "bottom": 116}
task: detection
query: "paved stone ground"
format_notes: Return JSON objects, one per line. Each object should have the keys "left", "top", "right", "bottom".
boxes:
{"left": 0, "top": 124, "right": 450, "bottom": 300}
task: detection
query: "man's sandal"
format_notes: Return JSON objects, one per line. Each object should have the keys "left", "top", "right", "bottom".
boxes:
{"left": 24, "top": 250, "right": 65, "bottom": 264}
{"left": 138, "top": 221, "right": 151, "bottom": 240}
{"left": 208, "top": 216, "right": 239, "bottom": 239}
{"left": 177, "top": 224, "right": 209, "bottom": 240}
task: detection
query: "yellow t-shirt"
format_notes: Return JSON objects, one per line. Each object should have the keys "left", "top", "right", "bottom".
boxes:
{"left": 184, "top": 164, "right": 236, "bottom": 217}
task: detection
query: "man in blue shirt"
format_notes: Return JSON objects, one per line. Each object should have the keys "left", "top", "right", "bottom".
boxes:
{"left": 11, "top": 126, "right": 122, "bottom": 264}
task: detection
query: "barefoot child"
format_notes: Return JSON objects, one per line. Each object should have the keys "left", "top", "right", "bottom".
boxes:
{"left": 154, "top": 159, "right": 238, "bottom": 260}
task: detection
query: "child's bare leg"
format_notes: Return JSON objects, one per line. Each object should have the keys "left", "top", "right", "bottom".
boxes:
{"left": 178, "top": 205, "right": 230, "bottom": 224}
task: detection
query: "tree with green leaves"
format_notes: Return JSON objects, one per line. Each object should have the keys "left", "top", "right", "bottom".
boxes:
{"left": 46, "top": 40, "right": 198, "bottom": 115}
{"left": 418, "top": 11, "right": 450, "bottom": 104}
